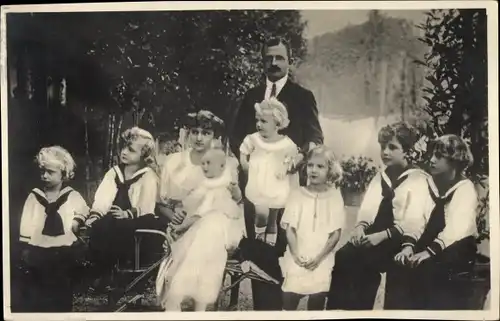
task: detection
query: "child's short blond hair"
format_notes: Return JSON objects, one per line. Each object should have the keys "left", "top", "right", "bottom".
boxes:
{"left": 431, "top": 134, "right": 474, "bottom": 173}
{"left": 35, "top": 146, "right": 76, "bottom": 180}
{"left": 254, "top": 97, "right": 290, "bottom": 130}
{"left": 121, "top": 127, "right": 157, "bottom": 168}
{"left": 306, "top": 145, "right": 343, "bottom": 185}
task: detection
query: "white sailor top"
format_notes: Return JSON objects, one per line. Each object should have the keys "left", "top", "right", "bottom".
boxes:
{"left": 355, "top": 167, "right": 430, "bottom": 239}
{"left": 401, "top": 177, "right": 478, "bottom": 256}
{"left": 88, "top": 165, "right": 158, "bottom": 222}
{"left": 19, "top": 186, "right": 89, "bottom": 248}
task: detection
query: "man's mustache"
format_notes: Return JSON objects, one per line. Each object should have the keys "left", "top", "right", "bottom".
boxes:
{"left": 268, "top": 66, "right": 282, "bottom": 72}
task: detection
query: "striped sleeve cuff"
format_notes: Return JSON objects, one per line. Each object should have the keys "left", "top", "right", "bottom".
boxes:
{"left": 126, "top": 208, "right": 139, "bottom": 219}
{"left": 73, "top": 213, "right": 88, "bottom": 225}
{"left": 401, "top": 234, "right": 417, "bottom": 248}
{"left": 19, "top": 235, "right": 31, "bottom": 243}
{"left": 386, "top": 224, "right": 404, "bottom": 239}
{"left": 427, "top": 238, "right": 445, "bottom": 256}
{"left": 355, "top": 221, "right": 370, "bottom": 231}
{"left": 88, "top": 211, "right": 103, "bottom": 221}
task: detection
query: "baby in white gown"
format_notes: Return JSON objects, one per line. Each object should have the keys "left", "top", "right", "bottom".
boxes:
{"left": 156, "top": 148, "right": 244, "bottom": 311}
{"left": 166, "top": 148, "right": 241, "bottom": 242}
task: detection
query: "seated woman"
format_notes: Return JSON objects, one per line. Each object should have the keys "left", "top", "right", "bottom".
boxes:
{"left": 154, "top": 110, "right": 244, "bottom": 311}
{"left": 385, "top": 134, "right": 478, "bottom": 310}
{"left": 326, "top": 122, "right": 430, "bottom": 310}
{"left": 85, "top": 127, "right": 160, "bottom": 291}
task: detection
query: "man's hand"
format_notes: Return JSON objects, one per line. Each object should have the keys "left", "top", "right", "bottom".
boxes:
{"left": 394, "top": 246, "right": 414, "bottom": 266}
{"left": 349, "top": 226, "right": 366, "bottom": 246}
{"left": 292, "top": 153, "right": 304, "bottom": 167}
{"left": 409, "top": 251, "right": 431, "bottom": 268}
{"left": 360, "top": 231, "right": 386, "bottom": 248}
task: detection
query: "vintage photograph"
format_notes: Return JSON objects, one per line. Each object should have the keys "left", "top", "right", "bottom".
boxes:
{"left": 1, "top": 2, "right": 498, "bottom": 320}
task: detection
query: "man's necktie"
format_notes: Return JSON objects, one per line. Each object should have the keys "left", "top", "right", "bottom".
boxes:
{"left": 270, "top": 83, "right": 277, "bottom": 97}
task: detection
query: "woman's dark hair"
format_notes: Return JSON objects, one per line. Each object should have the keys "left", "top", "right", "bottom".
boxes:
{"left": 183, "top": 110, "right": 225, "bottom": 139}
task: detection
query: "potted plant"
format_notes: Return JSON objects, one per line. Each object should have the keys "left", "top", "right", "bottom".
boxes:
{"left": 337, "top": 156, "right": 379, "bottom": 207}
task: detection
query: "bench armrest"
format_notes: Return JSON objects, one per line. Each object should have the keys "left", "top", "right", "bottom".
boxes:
{"left": 134, "top": 229, "right": 168, "bottom": 239}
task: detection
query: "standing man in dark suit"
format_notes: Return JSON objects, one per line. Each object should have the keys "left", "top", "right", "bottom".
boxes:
{"left": 230, "top": 37, "right": 323, "bottom": 162}
{"left": 228, "top": 37, "right": 324, "bottom": 311}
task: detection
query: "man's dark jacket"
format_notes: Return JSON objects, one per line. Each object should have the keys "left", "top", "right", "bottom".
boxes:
{"left": 228, "top": 78, "right": 324, "bottom": 158}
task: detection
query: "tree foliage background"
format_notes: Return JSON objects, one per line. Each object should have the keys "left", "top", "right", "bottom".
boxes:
{"left": 8, "top": 10, "right": 307, "bottom": 191}
{"left": 415, "top": 9, "right": 489, "bottom": 240}
{"left": 416, "top": 9, "right": 488, "bottom": 184}
{"left": 6, "top": 10, "right": 307, "bottom": 246}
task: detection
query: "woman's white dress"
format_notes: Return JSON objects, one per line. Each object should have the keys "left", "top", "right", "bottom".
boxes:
{"left": 155, "top": 149, "right": 244, "bottom": 310}
{"left": 240, "top": 132, "right": 299, "bottom": 209}
{"left": 279, "top": 186, "right": 346, "bottom": 295}
{"left": 157, "top": 149, "right": 206, "bottom": 203}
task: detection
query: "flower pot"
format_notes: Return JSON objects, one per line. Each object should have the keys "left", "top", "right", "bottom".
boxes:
{"left": 342, "top": 190, "right": 365, "bottom": 207}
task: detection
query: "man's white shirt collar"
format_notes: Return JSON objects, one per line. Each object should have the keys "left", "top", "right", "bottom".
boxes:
{"left": 265, "top": 74, "right": 288, "bottom": 99}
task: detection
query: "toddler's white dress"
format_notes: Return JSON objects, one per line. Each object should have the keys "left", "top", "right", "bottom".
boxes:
{"left": 279, "top": 186, "right": 346, "bottom": 295}
{"left": 240, "top": 132, "right": 299, "bottom": 209}
{"left": 155, "top": 155, "right": 244, "bottom": 310}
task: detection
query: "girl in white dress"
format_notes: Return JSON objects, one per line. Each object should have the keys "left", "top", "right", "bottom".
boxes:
{"left": 155, "top": 110, "right": 244, "bottom": 311}
{"left": 239, "top": 97, "right": 302, "bottom": 245}
{"left": 280, "top": 145, "right": 346, "bottom": 311}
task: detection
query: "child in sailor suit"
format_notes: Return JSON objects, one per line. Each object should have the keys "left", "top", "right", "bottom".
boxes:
{"left": 85, "top": 127, "right": 161, "bottom": 290}
{"left": 385, "top": 134, "right": 479, "bottom": 310}
{"left": 327, "top": 122, "right": 430, "bottom": 310}
{"left": 18, "top": 146, "right": 89, "bottom": 312}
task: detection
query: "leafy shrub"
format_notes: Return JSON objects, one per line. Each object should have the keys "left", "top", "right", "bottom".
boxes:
{"left": 476, "top": 191, "right": 490, "bottom": 243}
